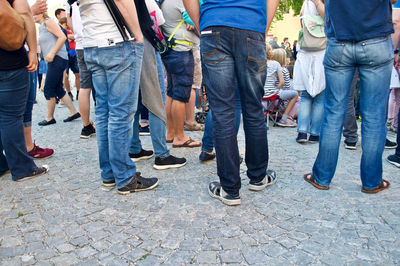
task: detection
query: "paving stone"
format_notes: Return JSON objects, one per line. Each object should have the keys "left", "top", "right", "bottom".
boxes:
{"left": 56, "top": 243, "right": 75, "bottom": 253}
{"left": 196, "top": 251, "right": 219, "bottom": 264}
{"left": 0, "top": 246, "right": 25, "bottom": 258}
{"left": 219, "top": 250, "right": 243, "bottom": 264}
{"left": 75, "top": 246, "right": 97, "bottom": 259}
{"left": 108, "top": 243, "right": 131, "bottom": 256}
{"left": 51, "top": 253, "right": 79, "bottom": 265}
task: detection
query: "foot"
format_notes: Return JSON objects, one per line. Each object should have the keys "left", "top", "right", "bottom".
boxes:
{"left": 38, "top": 118, "right": 56, "bottom": 126}
{"left": 344, "top": 141, "right": 357, "bottom": 150}
{"left": 308, "top": 135, "right": 319, "bottom": 144}
{"left": 385, "top": 138, "right": 397, "bottom": 149}
{"left": 387, "top": 154, "right": 400, "bottom": 168}
{"left": 129, "top": 149, "right": 154, "bottom": 162}
{"left": 303, "top": 173, "right": 329, "bottom": 190}
{"left": 63, "top": 112, "right": 81, "bottom": 122}
{"left": 199, "top": 151, "right": 216, "bottom": 162}
{"left": 184, "top": 121, "right": 204, "bottom": 131}
{"left": 153, "top": 155, "right": 187, "bottom": 170}
{"left": 80, "top": 123, "right": 96, "bottom": 139}
{"left": 16, "top": 165, "right": 49, "bottom": 182}
{"left": 172, "top": 137, "right": 201, "bottom": 148}
{"left": 117, "top": 173, "right": 159, "bottom": 195}
{"left": 296, "top": 133, "right": 307, "bottom": 144}
{"left": 248, "top": 170, "right": 277, "bottom": 191}
{"left": 208, "top": 181, "right": 241, "bottom": 206}
{"left": 277, "top": 119, "right": 297, "bottom": 127}
{"left": 28, "top": 144, "right": 54, "bottom": 159}
{"left": 139, "top": 125, "right": 150, "bottom": 136}
{"left": 361, "top": 180, "right": 390, "bottom": 194}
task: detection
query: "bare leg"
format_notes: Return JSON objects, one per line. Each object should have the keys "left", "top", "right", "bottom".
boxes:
{"left": 78, "top": 88, "right": 91, "bottom": 126}
{"left": 172, "top": 99, "right": 201, "bottom": 146}
{"left": 61, "top": 93, "right": 78, "bottom": 116}
{"left": 24, "top": 126, "right": 34, "bottom": 152}
{"left": 74, "top": 73, "right": 80, "bottom": 93}
{"left": 166, "top": 95, "right": 174, "bottom": 141}
{"left": 284, "top": 94, "right": 299, "bottom": 116}
{"left": 46, "top": 97, "right": 56, "bottom": 121}
{"left": 63, "top": 70, "right": 71, "bottom": 92}
{"left": 185, "top": 88, "right": 196, "bottom": 124}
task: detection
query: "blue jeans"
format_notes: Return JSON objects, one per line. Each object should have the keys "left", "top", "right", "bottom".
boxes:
{"left": 201, "top": 27, "right": 269, "bottom": 196}
{"left": 84, "top": 41, "right": 144, "bottom": 188}
{"left": 202, "top": 85, "right": 242, "bottom": 153}
{"left": 23, "top": 71, "right": 38, "bottom": 127}
{"left": 297, "top": 90, "right": 325, "bottom": 136}
{"left": 313, "top": 36, "right": 393, "bottom": 190}
{"left": 0, "top": 68, "right": 37, "bottom": 180}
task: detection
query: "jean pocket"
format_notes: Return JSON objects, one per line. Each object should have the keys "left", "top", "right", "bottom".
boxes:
{"left": 324, "top": 42, "right": 345, "bottom": 67}
{"left": 360, "top": 36, "right": 393, "bottom": 66}
{"left": 201, "top": 32, "right": 225, "bottom": 65}
{"left": 247, "top": 38, "right": 267, "bottom": 73}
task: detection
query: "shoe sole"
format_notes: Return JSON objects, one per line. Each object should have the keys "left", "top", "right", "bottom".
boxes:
{"left": 102, "top": 183, "right": 116, "bottom": 187}
{"left": 308, "top": 140, "right": 319, "bottom": 144}
{"left": 31, "top": 153, "right": 53, "bottom": 160}
{"left": 208, "top": 187, "right": 241, "bottom": 206}
{"left": 153, "top": 161, "right": 187, "bottom": 170}
{"left": 117, "top": 180, "right": 159, "bottom": 195}
{"left": 16, "top": 166, "right": 49, "bottom": 182}
{"left": 139, "top": 132, "right": 151, "bottom": 136}
{"left": 130, "top": 154, "right": 154, "bottom": 162}
{"left": 248, "top": 177, "right": 276, "bottom": 191}
{"left": 80, "top": 133, "right": 96, "bottom": 139}
{"left": 344, "top": 144, "right": 357, "bottom": 150}
{"left": 385, "top": 146, "right": 398, "bottom": 149}
{"left": 387, "top": 158, "right": 400, "bottom": 168}
{"left": 277, "top": 123, "right": 296, "bottom": 127}
{"left": 296, "top": 139, "right": 307, "bottom": 144}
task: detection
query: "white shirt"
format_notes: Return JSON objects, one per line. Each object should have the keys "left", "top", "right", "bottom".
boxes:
{"left": 78, "top": 0, "right": 124, "bottom": 48}
{"left": 65, "top": 1, "right": 84, "bottom": 50}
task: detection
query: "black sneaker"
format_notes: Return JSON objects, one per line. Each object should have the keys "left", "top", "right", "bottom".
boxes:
{"left": 80, "top": 123, "right": 96, "bottom": 139}
{"left": 387, "top": 154, "right": 400, "bottom": 168}
{"left": 117, "top": 173, "right": 158, "bottom": 195}
{"left": 308, "top": 135, "right": 319, "bottom": 144}
{"left": 385, "top": 138, "right": 397, "bottom": 149}
{"left": 199, "top": 151, "right": 216, "bottom": 162}
{"left": 129, "top": 149, "right": 154, "bottom": 162}
{"left": 102, "top": 180, "right": 116, "bottom": 187}
{"left": 153, "top": 155, "right": 186, "bottom": 170}
{"left": 16, "top": 165, "right": 49, "bottom": 182}
{"left": 38, "top": 118, "right": 56, "bottom": 126}
{"left": 208, "top": 181, "right": 241, "bottom": 206}
{"left": 344, "top": 141, "right": 357, "bottom": 150}
{"left": 68, "top": 91, "right": 74, "bottom": 101}
{"left": 296, "top": 133, "right": 307, "bottom": 143}
{"left": 139, "top": 125, "right": 150, "bottom": 136}
{"left": 63, "top": 112, "right": 81, "bottom": 122}
{"left": 248, "top": 169, "right": 277, "bottom": 191}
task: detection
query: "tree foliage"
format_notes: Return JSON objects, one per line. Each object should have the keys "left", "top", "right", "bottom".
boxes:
{"left": 274, "top": 0, "right": 304, "bottom": 21}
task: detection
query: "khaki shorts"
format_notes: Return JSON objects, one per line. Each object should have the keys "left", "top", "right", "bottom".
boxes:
{"left": 192, "top": 48, "right": 202, "bottom": 89}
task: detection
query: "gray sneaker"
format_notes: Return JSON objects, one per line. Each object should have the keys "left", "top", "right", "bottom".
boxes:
{"left": 248, "top": 170, "right": 277, "bottom": 191}
{"left": 208, "top": 181, "right": 241, "bottom": 206}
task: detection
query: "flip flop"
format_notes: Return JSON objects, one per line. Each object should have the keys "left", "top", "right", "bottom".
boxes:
{"left": 303, "top": 173, "right": 329, "bottom": 190}
{"left": 361, "top": 179, "right": 390, "bottom": 194}
{"left": 172, "top": 138, "right": 201, "bottom": 148}
{"left": 166, "top": 139, "right": 173, "bottom": 143}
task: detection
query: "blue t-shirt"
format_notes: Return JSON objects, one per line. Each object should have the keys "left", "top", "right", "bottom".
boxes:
{"left": 325, "top": 0, "right": 393, "bottom": 41}
{"left": 394, "top": 1, "right": 400, "bottom": 8}
{"left": 199, "top": 0, "right": 266, "bottom": 33}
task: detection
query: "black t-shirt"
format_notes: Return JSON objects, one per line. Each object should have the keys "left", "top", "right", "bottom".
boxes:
{"left": 0, "top": 0, "right": 28, "bottom": 71}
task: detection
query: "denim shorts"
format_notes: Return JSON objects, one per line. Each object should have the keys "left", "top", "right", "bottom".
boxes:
{"left": 76, "top": 49, "right": 93, "bottom": 89}
{"left": 161, "top": 49, "right": 194, "bottom": 103}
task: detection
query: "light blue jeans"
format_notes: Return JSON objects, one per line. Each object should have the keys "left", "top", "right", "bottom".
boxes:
{"left": 84, "top": 41, "right": 144, "bottom": 188}
{"left": 297, "top": 90, "right": 325, "bottom": 136}
{"left": 130, "top": 52, "right": 169, "bottom": 158}
{"left": 313, "top": 36, "right": 393, "bottom": 190}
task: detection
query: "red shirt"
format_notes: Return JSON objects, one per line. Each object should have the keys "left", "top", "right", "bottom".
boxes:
{"left": 67, "top": 29, "right": 76, "bottom": 50}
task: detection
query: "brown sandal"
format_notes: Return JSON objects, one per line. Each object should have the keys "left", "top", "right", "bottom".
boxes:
{"left": 361, "top": 180, "right": 390, "bottom": 194}
{"left": 304, "top": 173, "right": 329, "bottom": 190}
{"left": 184, "top": 122, "right": 204, "bottom": 131}
{"left": 172, "top": 138, "right": 201, "bottom": 148}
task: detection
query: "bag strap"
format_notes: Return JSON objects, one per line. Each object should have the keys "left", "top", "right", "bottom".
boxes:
{"left": 168, "top": 19, "right": 193, "bottom": 47}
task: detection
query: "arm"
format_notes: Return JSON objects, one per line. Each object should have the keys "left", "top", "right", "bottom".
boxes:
{"left": 183, "top": 0, "right": 200, "bottom": 31}
{"left": 44, "top": 20, "right": 67, "bottom": 62}
{"left": 114, "top": 0, "right": 143, "bottom": 43}
{"left": 311, "top": 0, "right": 325, "bottom": 18}
{"left": 277, "top": 71, "right": 284, "bottom": 89}
{"left": 266, "top": 0, "right": 280, "bottom": 32}
{"left": 13, "top": 0, "right": 37, "bottom": 72}
{"left": 30, "top": 0, "right": 47, "bottom": 16}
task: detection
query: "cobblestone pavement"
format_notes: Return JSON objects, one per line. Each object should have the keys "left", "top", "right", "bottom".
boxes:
{"left": 0, "top": 96, "right": 399, "bottom": 265}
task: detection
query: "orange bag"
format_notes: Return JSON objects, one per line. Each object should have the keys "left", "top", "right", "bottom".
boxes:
{"left": 0, "top": 0, "right": 26, "bottom": 51}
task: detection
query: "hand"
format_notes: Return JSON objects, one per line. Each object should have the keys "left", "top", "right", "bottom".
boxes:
{"left": 45, "top": 52, "right": 55, "bottom": 63}
{"left": 31, "top": 0, "right": 47, "bottom": 16}
{"left": 135, "top": 34, "right": 144, "bottom": 44}
{"left": 186, "top": 24, "right": 196, "bottom": 31}
{"left": 26, "top": 51, "right": 38, "bottom": 72}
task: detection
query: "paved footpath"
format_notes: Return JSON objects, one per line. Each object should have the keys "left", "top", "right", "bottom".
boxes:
{"left": 0, "top": 95, "right": 399, "bottom": 265}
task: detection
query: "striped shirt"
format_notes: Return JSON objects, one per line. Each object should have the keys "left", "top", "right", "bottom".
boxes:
{"left": 264, "top": 60, "right": 282, "bottom": 97}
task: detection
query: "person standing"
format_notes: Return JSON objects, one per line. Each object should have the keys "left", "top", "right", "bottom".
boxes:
{"left": 183, "top": 0, "right": 280, "bottom": 205}
{"left": 304, "top": 0, "right": 394, "bottom": 193}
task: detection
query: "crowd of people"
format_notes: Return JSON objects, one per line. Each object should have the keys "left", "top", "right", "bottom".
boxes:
{"left": 0, "top": 0, "right": 399, "bottom": 206}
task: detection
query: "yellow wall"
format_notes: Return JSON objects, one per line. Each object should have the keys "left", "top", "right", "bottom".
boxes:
{"left": 268, "top": 10, "right": 301, "bottom": 46}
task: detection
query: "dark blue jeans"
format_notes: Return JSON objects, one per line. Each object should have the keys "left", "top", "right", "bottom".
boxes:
{"left": 0, "top": 68, "right": 37, "bottom": 180}
{"left": 201, "top": 27, "right": 269, "bottom": 196}
{"left": 23, "top": 71, "right": 37, "bottom": 127}
{"left": 202, "top": 85, "right": 242, "bottom": 153}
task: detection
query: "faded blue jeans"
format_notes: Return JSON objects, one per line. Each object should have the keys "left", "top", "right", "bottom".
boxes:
{"left": 201, "top": 26, "right": 269, "bottom": 196}
{"left": 297, "top": 90, "right": 325, "bottom": 136}
{"left": 313, "top": 36, "right": 393, "bottom": 190}
{"left": 84, "top": 41, "right": 144, "bottom": 188}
